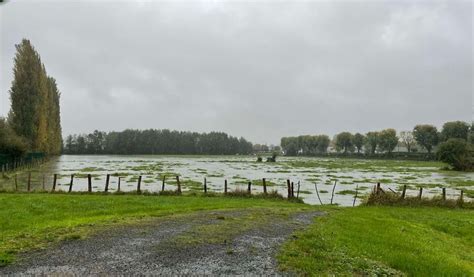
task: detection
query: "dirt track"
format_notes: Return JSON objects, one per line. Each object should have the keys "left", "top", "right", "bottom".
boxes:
{"left": 0, "top": 209, "right": 322, "bottom": 276}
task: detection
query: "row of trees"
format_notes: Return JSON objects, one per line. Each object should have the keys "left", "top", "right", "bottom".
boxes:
{"left": 1, "top": 39, "right": 62, "bottom": 156}
{"left": 280, "top": 135, "right": 331, "bottom": 156}
{"left": 63, "top": 129, "right": 253, "bottom": 155}
{"left": 281, "top": 121, "right": 473, "bottom": 155}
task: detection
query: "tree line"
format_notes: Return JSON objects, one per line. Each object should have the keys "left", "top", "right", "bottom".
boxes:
{"left": 63, "top": 129, "right": 253, "bottom": 155}
{"left": 280, "top": 121, "right": 473, "bottom": 165}
{"left": 0, "top": 39, "right": 62, "bottom": 157}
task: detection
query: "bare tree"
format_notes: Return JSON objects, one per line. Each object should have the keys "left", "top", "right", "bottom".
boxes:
{"left": 400, "top": 131, "right": 416, "bottom": 152}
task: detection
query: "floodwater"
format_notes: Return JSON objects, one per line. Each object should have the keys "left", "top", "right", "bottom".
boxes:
{"left": 3, "top": 155, "right": 473, "bottom": 206}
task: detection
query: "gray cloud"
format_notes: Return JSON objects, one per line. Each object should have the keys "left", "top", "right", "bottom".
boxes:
{"left": 1, "top": 0, "right": 472, "bottom": 144}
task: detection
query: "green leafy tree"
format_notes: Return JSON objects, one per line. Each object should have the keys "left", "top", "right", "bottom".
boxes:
{"left": 378, "top": 129, "right": 398, "bottom": 153}
{"left": 413, "top": 125, "right": 439, "bottom": 153}
{"left": 281, "top": 137, "right": 299, "bottom": 156}
{"left": 353, "top": 133, "right": 365, "bottom": 153}
{"left": 437, "top": 138, "right": 473, "bottom": 171}
{"left": 334, "top": 132, "right": 354, "bottom": 153}
{"left": 365, "top": 131, "right": 379, "bottom": 154}
{"left": 316, "top": 135, "right": 330, "bottom": 153}
{"left": 441, "top": 121, "right": 470, "bottom": 141}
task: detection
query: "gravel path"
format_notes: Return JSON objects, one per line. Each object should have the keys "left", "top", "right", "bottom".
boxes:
{"left": 0, "top": 209, "right": 323, "bottom": 276}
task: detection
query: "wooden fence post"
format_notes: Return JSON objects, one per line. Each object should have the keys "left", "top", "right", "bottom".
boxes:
{"left": 262, "top": 178, "right": 267, "bottom": 194}
{"left": 69, "top": 174, "right": 74, "bottom": 193}
{"left": 401, "top": 185, "right": 407, "bottom": 199}
{"left": 460, "top": 190, "right": 464, "bottom": 202}
{"left": 224, "top": 179, "right": 228, "bottom": 194}
{"left": 442, "top": 187, "right": 446, "bottom": 201}
{"left": 176, "top": 176, "right": 181, "bottom": 194}
{"left": 104, "top": 174, "right": 110, "bottom": 192}
{"left": 376, "top": 182, "right": 381, "bottom": 195}
{"left": 137, "top": 175, "right": 142, "bottom": 193}
{"left": 52, "top": 174, "right": 57, "bottom": 192}
{"left": 247, "top": 181, "right": 251, "bottom": 194}
{"left": 27, "top": 172, "right": 31, "bottom": 192}
{"left": 314, "top": 183, "right": 323, "bottom": 205}
{"left": 204, "top": 177, "right": 207, "bottom": 194}
{"left": 291, "top": 182, "right": 295, "bottom": 198}
{"left": 286, "top": 179, "right": 291, "bottom": 198}
{"left": 88, "top": 174, "right": 92, "bottom": 192}
{"left": 353, "top": 184, "right": 358, "bottom": 207}
{"left": 42, "top": 174, "right": 45, "bottom": 190}
{"left": 14, "top": 174, "right": 18, "bottom": 191}
{"left": 296, "top": 181, "right": 300, "bottom": 199}
{"left": 330, "top": 180, "right": 337, "bottom": 205}
{"left": 161, "top": 176, "right": 166, "bottom": 192}
{"left": 118, "top": 177, "right": 121, "bottom": 192}
{"left": 418, "top": 187, "right": 423, "bottom": 199}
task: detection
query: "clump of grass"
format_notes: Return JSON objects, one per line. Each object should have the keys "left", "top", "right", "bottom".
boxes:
{"left": 364, "top": 190, "right": 472, "bottom": 209}
{"left": 158, "top": 190, "right": 182, "bottom": 196}
{"left": 224, "top": 188, "right": 290, "bottom": 201}
{"left": 336, "top": 190, "right": 356, "bottom": 195}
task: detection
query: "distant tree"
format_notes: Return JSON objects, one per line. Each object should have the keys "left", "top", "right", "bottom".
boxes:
{"left": 399, "top": 131, "right": 416, "bottom": 152}
{"left": 353, "top": 133, "right": 365, "bottom": 153}
{"left": 272, "top": 145, "right": 281, "bottom": 153}
{"left": 413, "top": 125, "right": 439, "bottom": 153}
{"left": 437, "top": 139, "right": 473, "bottom": 171}
{"left": 253, "top": 144, "right": 269, "bottom": 153}
{"left": 441, "top": 121, "right": 470, "bottom": 141}
{"left": 281, "top": 137, "right": 299, "bottom": 156}
{"left": 365, "top": 131, "right": 379, "bottom": 154}
{"left": 316, "top": 135, "right": 330, "bottom": 153}
{"left": 334, "top": 132, "right": 354, "bottom": 153}
{"left": 378, "top": 129, "right": 398, "bottom": 153}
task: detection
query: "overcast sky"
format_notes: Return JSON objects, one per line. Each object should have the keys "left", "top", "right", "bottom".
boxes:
{"left": 0, "top": 0, "right": 472, "bottom": 144}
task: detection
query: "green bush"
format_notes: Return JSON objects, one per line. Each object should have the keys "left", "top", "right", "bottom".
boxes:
{"left": 0, "top": 118, "right": 28, "bottom": 157}
{"left": 436, "top": 138, "right": 473, "bottom": 171}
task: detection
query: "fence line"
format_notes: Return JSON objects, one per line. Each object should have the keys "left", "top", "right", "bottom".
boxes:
{"left": 1, "top": 172, "right": 468, "bottom": 205}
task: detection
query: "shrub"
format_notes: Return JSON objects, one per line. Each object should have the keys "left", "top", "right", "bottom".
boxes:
{"left": 436, "top": 138, "right": 473, "bottom": 171}
{"left": 0, "top": 118, "right": 28, "bottom": 157}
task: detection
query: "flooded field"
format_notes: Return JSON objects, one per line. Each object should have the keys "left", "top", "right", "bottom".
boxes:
{"left": 2, "top": 155, "right": 473, "bottom": 206}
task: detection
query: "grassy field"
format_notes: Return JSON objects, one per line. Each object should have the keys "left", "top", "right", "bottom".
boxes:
{"left": 278, "top": 206, "right": 474, "bottom": 276}
{"left": 1, "top": 192, "right": 473, "bottom": 275}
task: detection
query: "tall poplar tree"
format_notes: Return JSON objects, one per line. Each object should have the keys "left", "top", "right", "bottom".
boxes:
{"left": 8, "top": 39, "right": 62, "bottom": 154}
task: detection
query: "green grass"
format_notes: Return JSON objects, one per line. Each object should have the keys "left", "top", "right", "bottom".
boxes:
{"left": 278, "top": 206, "right": 474, "bottom": 276}
{"left": 1, "top": 192, "right": 472, "bottom": 275}
{"left": 0, "top": 192, "right": 307, "bottom": 266}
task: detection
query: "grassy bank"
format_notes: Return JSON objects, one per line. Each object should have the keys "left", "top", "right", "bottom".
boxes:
{"left": 278, "top": 206, "right": 474, "bottom": 275}
{"left": 0, "top": 193, "right": 308, "bottom": 266}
